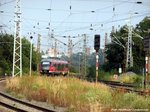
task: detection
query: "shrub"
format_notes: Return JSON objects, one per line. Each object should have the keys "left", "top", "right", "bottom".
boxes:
{"left": 119, "top": 72, "right": 141, "bottom": 83}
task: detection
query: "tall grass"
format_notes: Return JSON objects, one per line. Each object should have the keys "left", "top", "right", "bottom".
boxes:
{"left": 119, "top": 73, "right": 142, "bottom": 84}
{"left": 98, "top": 70, "right": 115, "bottom": 81}
{"left": 6, "top": 76, "right": 150, "bottom": 112}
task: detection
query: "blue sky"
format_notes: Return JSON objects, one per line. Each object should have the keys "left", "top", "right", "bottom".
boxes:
{"left": 0, "top": 0, "right": 150, "bottom": 53}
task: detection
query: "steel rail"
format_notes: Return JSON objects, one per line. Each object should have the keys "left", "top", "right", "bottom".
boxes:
{"left": 0, "top": 101, "right": 27, "bottom": 112}
{"left": 100, "top": 80, "right": 148, "bottom": 96}
{"left": 0, "top": 92, "right": 56, "bottom": 112}
{"left": 0, "top": 78, "right": 6, "bottom": 81}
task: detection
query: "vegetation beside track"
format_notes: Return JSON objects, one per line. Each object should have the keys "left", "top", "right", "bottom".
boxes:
{"left": 5, "top": 76, "right": 150, "bottom": 112}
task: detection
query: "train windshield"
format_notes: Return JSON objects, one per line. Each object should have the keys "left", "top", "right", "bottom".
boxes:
{"left": 42, "top": 62, "right": 50, "bottom": 65}
{"left": 42, "top": 62, "right": 51, "bottom": 67}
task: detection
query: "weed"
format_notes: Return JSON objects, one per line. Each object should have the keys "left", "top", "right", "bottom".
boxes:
{"left": 6, "top": 76, "right": 150, "bottom": 112}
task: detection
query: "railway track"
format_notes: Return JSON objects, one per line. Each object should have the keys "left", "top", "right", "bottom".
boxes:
{"left": 0, "top": 91, "right": 57, "bottom": 112}
{"left": 100, "top": 80, "right": 137, "bottom": 88}
{"left": 0, "top": 77, "right": 58, "bottom": 112}
{"left": 0, "top": 77, "right": 6, "bottom": 81}
{"left": 74, "top": 76, "right": 150, "bottom": 96}
{"left": 100, "top": 80, "right": 149, "bottom": 96}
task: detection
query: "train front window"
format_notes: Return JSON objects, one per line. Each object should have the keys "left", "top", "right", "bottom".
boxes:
{"left": 42, "top": 62, "right": 51, "bottom": 67}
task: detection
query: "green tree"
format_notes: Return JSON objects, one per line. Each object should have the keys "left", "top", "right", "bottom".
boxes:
{"left": 103, "top": 26, "right": 127, "bottom": 72}
{"left": 104, "top": 17, "right": 150, "bottom": 74}
{"left": 0, "top": 34, "right": 39, "bottom": 76}
{"left": 136, "top": 16, "right": 150, "bottom": 37}
{"left": 0, "top": 34, "right": 13, "bottom": 75}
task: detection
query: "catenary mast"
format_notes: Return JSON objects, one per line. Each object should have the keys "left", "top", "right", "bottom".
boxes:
{"left": 12, "top": 0, "right": 22, "bottom": 77}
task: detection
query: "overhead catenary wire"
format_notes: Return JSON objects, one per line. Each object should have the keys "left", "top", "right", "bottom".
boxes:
{"left": 0, "top": 0, "right": 15, "bottom": 6}
{"left": 1, "top": 0, "right": 150, "bottom": 48}
{"left": 1, "top": 5, "right": 149, "bottom": 27}
{"left": 71, "top": 0, "right": 136, "bottom": 3}
{"left": 53, "top": 15, "right": 71, "bottom": 30}
{"left": 1, "top": 11, "right": 150, "bottom": 37}
{"left": 1, "top": 9, "right": 148, "bottom": 24}
{"left": 56, "top": 12, "right": 150, "bottom": 34}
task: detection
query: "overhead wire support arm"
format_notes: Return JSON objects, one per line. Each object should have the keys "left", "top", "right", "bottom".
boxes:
{"left": 112, "top": 35, "right": 126, "bottom": 48}
{"left": 54, "top": 37, "right": 67, "bottom": 46}
{"left": 72, "top": 38, "right": 83, "bottom": 47}
{"left": 124, "top": 26, "right": 143, "bottom": 39}
{"left": 112, "top": 39, "right": 126, "bottom": 49}
{"left": 132, "top": 30, "right": 143, "bottom": 39}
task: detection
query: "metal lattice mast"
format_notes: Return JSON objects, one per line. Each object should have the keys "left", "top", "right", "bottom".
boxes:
{"left": 81, "top": 34, "right": 87, "bottom": 78}
{"left": 126, "top": 15, "right": 133, "bottom": 68}
{"left": 12, "top": 0, "right": 22, "bottom": 77}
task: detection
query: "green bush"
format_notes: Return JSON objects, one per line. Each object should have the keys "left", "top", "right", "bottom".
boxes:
{"left": 119, "top": 73, "right": 141, "bottom": 83}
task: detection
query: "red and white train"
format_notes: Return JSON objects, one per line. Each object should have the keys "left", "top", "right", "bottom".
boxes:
{"left": 40, "top": 58, "right": 69, "bottom": 75}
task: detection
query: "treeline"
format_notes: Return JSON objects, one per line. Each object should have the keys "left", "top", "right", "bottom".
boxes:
{"left": 103, "top": 17, "right": 150, "bottom": 74}
{"left": 0, "top": 34, "right": 38, "bottom": 76}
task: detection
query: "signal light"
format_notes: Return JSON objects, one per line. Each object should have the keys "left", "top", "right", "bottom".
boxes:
{"left": 94, "top": 35, "right": 100, "bottom": 52}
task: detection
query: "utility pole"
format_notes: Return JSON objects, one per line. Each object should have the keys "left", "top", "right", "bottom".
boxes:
{"left": 112, "top": 26, "right": 115, "bottom": 33}
{"left": 37, "top": 22, "right": 40, "bottom": 54}
{"left": 81, "top": 34, "right": 87, "bottom": 79}
{"left": 67, "top": 36, "right": 72, "bottom": 74}
{"left": 37, "top": 34, "right": 41, "bottom": 53}
{"left": 37, "top": 34, "right": 41, "bottom": 72}
{"left": 12, "top": 0, "right": 22, "bottom": 77}
{"left": 54, "top": 39, "right": 57, "bottom": 57}
{"left": 104, "top": 33, "right": 108, "bottom": 49}
{"left": 68, "top": 36, "right": 71, "bottom": 57}
{"left": 104, "top": 33, "right": 108, "bottom": 63}
{"left": 30, "top": 36, "right": 33, "bottom": 76}
{"left": 126, "top": 14, "right": 133, "bottom": 68}
{"left": 49, "top": 29, "right": 55, "bottom": 57}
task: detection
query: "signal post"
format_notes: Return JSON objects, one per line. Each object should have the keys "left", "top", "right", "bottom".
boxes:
{"left": 143, "top": 29, "right": 150, "bottom": 89}
{"left": 96, "top": 52, "right": 99, "bottom": 83}
{"left": 94, "top": 35, "right": 100, "bottom": 83}
{"left": 145, "top": 56, "right": 148, "bottom": 88}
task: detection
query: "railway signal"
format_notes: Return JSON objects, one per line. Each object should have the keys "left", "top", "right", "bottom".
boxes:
{"left": 94, "top": 35, "right": 100, "bottom": 83}
{"left": 94, "top": 35, "right": 100, "bottom": 52}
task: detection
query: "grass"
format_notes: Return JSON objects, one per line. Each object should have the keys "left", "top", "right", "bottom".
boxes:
{"left": 6, "top": 75, "right": 150, "bottom": 112}
{"left": 98, "top": 71, "right": 115, "bottom": 81}
{"left": 119, "top": 73, "right": 142, "bottom": 84}
{"left": 99, "top": 71, "right": 143, "bottom": 86}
